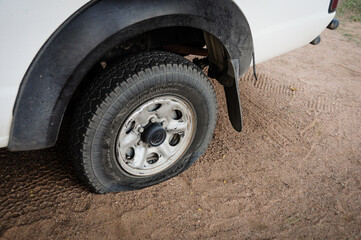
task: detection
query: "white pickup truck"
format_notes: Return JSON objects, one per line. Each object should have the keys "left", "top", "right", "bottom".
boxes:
{"left": 0, "top": 0, "right": 339, "bottom": 193}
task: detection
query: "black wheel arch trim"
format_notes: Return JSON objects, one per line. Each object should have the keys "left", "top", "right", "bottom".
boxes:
{"left": 8, "top": 0, "right": 253, "bottom": 151}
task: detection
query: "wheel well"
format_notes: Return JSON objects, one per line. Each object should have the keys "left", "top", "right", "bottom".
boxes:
{"left": 68, "top": 26, "right": 228, "bottom": 111}
{"left": 9, "top": 0, "right": 253, "bottom": 151}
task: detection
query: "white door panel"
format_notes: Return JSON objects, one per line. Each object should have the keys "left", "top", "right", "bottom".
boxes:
{"left": 234, "top": 0, "right": 335, "bottom": 63}
{"left": 0, "top": 0, "right": 89, "bottom": 147}
{"left": 0, "top": 87, "right": 18, "bottom": 147}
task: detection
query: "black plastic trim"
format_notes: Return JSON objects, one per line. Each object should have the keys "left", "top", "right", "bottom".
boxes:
{"left": 327, "top": 18, "right": 339, "bottom": 30}
{"left": 9, "top": 0, "right": 253, "bottom": 151}
{"left": 310, "top": 36, "right": 321, "bottom": 45}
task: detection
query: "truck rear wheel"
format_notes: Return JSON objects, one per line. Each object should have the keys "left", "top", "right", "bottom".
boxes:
{"left": 69, "top": 51, "right": 217, "bottom": 193}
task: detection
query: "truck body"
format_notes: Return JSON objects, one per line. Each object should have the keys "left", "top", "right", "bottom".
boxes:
{"left": 0, "top": 0, "right": 339, "bottom": 193}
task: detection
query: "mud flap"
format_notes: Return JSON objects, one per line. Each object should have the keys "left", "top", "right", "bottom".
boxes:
{"left": 222, "top": 59, "right": 243, "bottom": 132}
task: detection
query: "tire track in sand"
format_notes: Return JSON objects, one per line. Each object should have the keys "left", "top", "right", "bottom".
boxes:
{"left": 240, "top": 71, "right": 303, "bottom": 97}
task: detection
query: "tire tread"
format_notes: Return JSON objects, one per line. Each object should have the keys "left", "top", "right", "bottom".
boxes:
{"left": 69, "top": 51, "right": 217, "bottom": 193}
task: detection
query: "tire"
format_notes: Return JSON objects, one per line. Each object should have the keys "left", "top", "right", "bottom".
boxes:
{"left": 69, "top": 51, "right": 217, "bottom": 193}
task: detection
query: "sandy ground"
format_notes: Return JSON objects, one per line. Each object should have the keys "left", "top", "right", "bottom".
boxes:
{"left": 1, "top": 20, "right": 360, "bottom": 239}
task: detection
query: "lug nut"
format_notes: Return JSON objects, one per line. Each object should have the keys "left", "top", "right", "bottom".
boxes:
{"left": 150, "top": 118, "right": 156, "bottom": 123}
{"left": 139, "top": 127, "right": 144, "bottom": 133}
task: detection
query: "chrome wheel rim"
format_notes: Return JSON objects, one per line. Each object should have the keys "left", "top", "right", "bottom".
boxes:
{"left": 116, "top": 96, "right": 195, "bottom": 176}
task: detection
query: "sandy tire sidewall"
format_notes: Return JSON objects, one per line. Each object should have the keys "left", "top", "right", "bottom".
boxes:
{"left": 90, "top": 72, "right": 215, "bottom": 191}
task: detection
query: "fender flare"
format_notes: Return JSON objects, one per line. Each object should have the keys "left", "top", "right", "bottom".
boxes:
{"left": 8, "top": 0, "right": 253, "bottom": 150}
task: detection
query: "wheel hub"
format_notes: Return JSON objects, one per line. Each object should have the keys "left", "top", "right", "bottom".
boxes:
{"left": 115, "top": 96, "right": 195, "bottom": 176}
{"left": 141, "top": 122, "right": 167, "bottom": 147}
